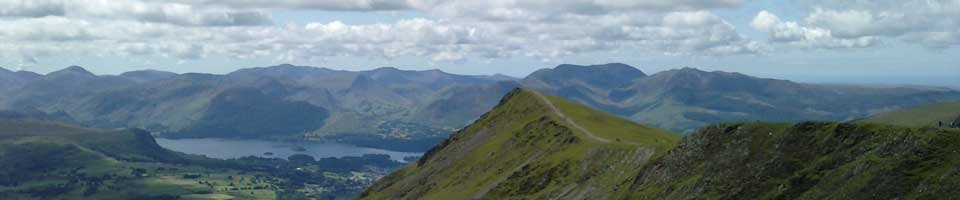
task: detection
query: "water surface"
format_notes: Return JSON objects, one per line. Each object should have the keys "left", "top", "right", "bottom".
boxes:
{"left": 156, "top": 138, "right": 421, "bottom": 162}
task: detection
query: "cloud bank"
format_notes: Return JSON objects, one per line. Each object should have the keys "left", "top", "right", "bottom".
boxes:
{"left": 0, "top": 0, "right": 956, "bottom": 68}
{"left": 752, "top": 0, "right": 960, "bottom": 49}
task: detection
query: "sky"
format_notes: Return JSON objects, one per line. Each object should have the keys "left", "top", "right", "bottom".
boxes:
{"left": 0, "top": 0, "right": 958, "bottom": 87}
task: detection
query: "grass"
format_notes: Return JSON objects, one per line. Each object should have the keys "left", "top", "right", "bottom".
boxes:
{"left": 615, "top": 121, "right": 960, "bottom": 200}
{"left": 858, "top": 101, "right": 960, "bottom": 127}
{"left": 542, "top": 90, "right": 680, "bottom": 154}
{"left": 360, "top": 88, "right": 680, "bottom": 200}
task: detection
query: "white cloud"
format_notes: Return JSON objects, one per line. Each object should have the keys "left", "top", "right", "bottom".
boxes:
{"left": 175, "top": 0, "right": 412, "bottom": 11}
{"left": 750, "top": 10, "right": 779, "bottom": 31}
{"left": 752, "top": 10, "right": 881, "bottom": 49}
{"left": 0, "top": 0, "right": 273, "bottom": 26}
{"left": 0, "top": 0, "right": 763, "bottom": 67}
{"left": 0, "top": 17, "right": 96, "bottom": 41}
{"left": 0, "top": 0, "right": 64, "bottom": 17}
{"left": 755, "top": 0, "right": 960, "bottom": 49}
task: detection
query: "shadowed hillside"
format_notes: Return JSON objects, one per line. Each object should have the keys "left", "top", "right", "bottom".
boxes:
{"left": 614, "top": 122, "right": 960, "bottom": 199}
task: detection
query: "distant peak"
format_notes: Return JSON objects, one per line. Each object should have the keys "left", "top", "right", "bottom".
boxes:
{"left": 551, "top": 63, "right": 645, "bottom": 75}
{"left": 662, "top": 67, "right": 747, "bottom": 77}
{"left": 677, "top": 67, "right": 705, "bottom": 72}
{"left": 555, "top": 62, "right": 635, "bottom": 69}
{"left": 526, "top": 63, "right": 646, "bottom": 87}
{"left": 372, "top": 66, "right": 402, "bottom": 72}
{"left": 267, "top": 63, "right": 303, "bottom": 69}
{"left": 593, "top": 62, "right": 634, "bottom": 69}
{"left": 65, "top": 65, "right": 87, "bottom": 71}
{"left": 655, "top": 67, "right": 713, "bottom": 77}
{"left": 49, "top": 65, "right": 95, "bottom": 76}
{"left": 121, "top": 69, "right": 178, "bottom": 81}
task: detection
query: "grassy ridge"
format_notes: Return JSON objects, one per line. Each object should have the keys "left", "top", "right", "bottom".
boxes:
{"left": 362, "top": 90, "right": 960, "bottom": 200}
{"left": 359, "top": 88, "right": 680, "bottom": 199}
{"left": 858, "top": 101, "right": 960, "bottom": 127}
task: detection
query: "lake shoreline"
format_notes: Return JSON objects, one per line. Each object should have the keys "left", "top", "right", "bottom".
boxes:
{"left": 156, "top": 138, "right": 423, "bottom": 162}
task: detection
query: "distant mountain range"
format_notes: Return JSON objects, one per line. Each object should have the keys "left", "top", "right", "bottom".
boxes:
{"left": 1, "top": 63, "right": 957, "bottom": 151}
{"left": 362, "top": 88, "right": 960, "bottom": 199}
{"left": 522, "top": 64, "right": 960, "bottom": 133}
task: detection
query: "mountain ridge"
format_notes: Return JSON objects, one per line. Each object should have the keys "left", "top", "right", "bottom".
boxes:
{"left": 1, "top": 63, "right": 957, "bottom": 151}
{"left": 364, "top": 96, "right": 960, "bottom": 199}
{"left": 360, "top": 88, "right": 679, "bottom": 199}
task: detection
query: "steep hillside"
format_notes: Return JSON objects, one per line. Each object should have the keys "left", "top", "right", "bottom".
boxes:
{"left": 362, "top": 91, "right": 960, "bottom": 199}
{"left": 169, "top": 87, "right": 329, "bottom": 139}
{"left": 407, "top": 81, "right": 520, "bottom": 129}
{"left": 614, "top": 122, "right": 960, "bottom": 199}
{"left": 359, "top": 88, "right": 679, "bottom": 199}
{"left": 362, "top": 103, "right": 960, "bottom": 199}
{"left": 858, "top": 101, "right": 960, "bottom": 127}
{"left": 0, "top": 67, "right": 40, "bottom": 96}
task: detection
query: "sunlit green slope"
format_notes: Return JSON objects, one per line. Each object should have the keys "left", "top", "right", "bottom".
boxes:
{"left": 359, "top": 88, "right": 679, "bottom": 199}
{"left": 858, "top": 101, "right": 960, "bottom": 127}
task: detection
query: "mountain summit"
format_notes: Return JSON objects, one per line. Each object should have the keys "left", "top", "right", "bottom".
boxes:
{"left": 360, "top": 88, "right": 679, "bottom": 199}
{"left": 47, "top": 65, "right": 95, "bottom": 77}
{"left": 524, "top": 63, "right": 646, "bottom": 90}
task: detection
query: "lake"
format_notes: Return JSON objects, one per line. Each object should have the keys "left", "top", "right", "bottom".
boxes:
{"left": 156, "top": 138, "right": 422, "bottom": 162}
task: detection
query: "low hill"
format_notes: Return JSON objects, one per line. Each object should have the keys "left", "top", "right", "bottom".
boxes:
{"left": 359, "top": 88, "right": 680, "bottom": 199}
{"left": 858, "top": 101, "right": 960, "bottom": 128}
{"left": 0, "top": 117, "right": 388, "bottom": 199}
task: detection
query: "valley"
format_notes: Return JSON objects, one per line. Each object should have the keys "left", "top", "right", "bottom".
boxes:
{"left": 1, "top": 64, "right": 958, "bottom": 199}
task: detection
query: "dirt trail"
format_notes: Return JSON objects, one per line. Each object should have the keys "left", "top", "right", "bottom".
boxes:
{"left": 530, "top": 90, "right": 612, "bottom": 143}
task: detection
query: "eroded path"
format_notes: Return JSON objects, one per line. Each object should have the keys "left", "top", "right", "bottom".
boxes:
{"left": 530, "top": 90, "right": 612, "bottom": 143}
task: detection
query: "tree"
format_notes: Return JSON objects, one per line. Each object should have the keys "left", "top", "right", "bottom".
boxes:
{"left": 288, "top": 154, "right": 316, "bottom": 165}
